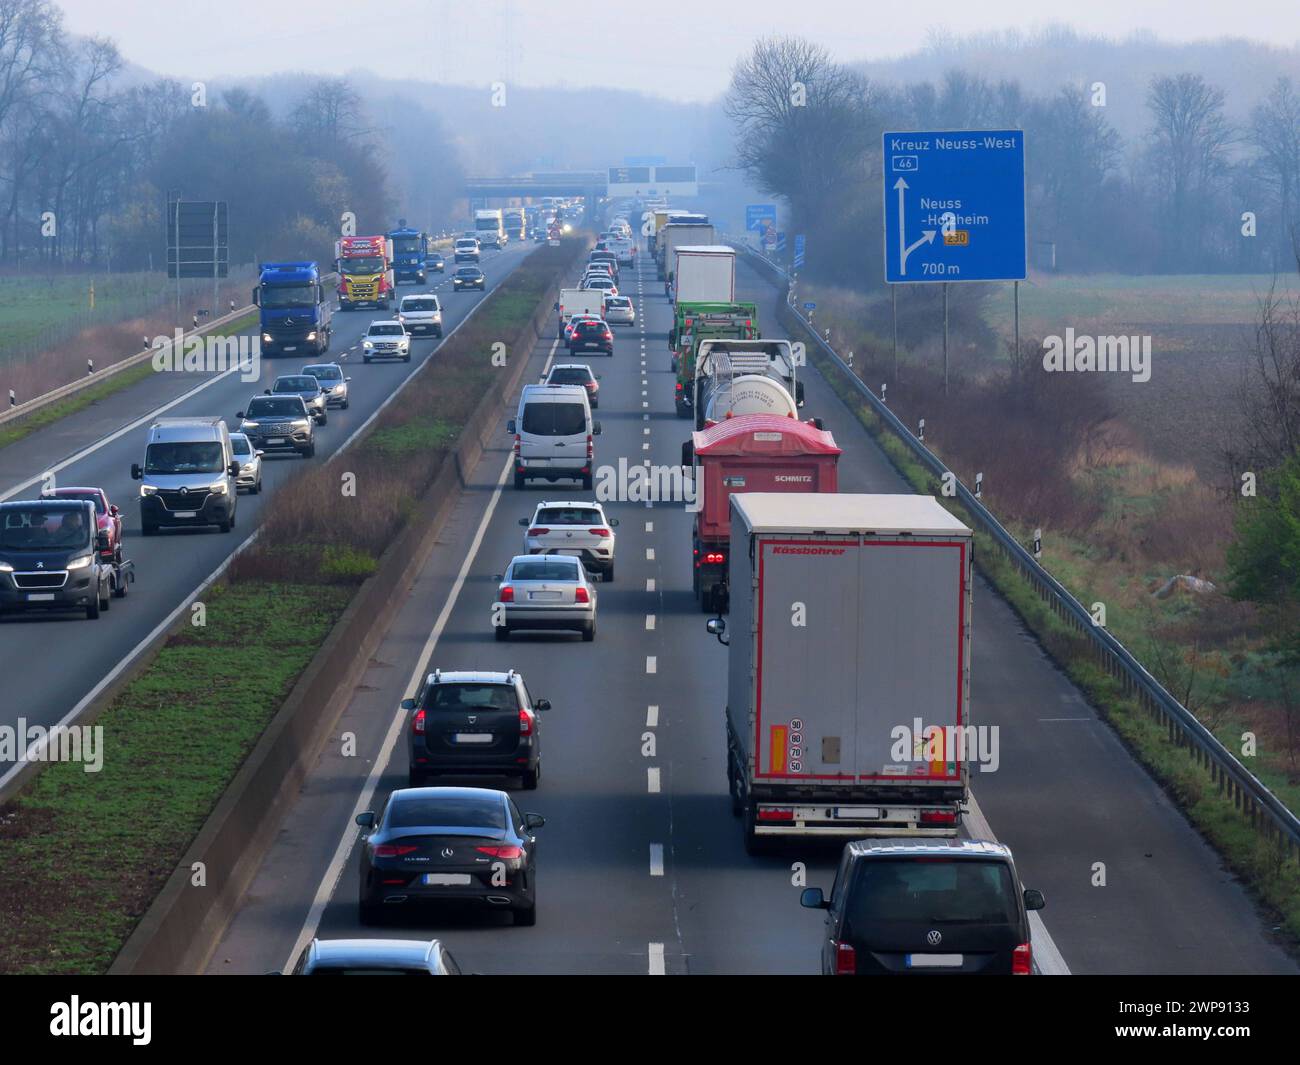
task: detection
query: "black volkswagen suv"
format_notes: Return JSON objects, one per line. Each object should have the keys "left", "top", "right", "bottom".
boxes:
{"left": 801, "top": 838, "right": 1045, "bottom": 975}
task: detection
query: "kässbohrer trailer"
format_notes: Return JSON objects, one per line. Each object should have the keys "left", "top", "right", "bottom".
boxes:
{"left": 708, "top": 493, "right": 973, "bottom": 853}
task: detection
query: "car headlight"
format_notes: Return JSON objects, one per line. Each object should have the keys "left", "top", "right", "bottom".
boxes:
{"left": 0, "top": 560, "right": 13, "bottom": 573}
{"left": 306, "top": 331, "right": 317, "bottom": 341}
{"left": 140, "top": 485, "right": 158, "bottom": 496}
{"left": 241, "top": 421, "right": 258, "bottom": 430}
{"left": 66, "top": 554, "right": 94, "bottom": 570}
{"left": 210, "top": 481, "right": 228, "bottom": 495}
{"left": 262, "top": 333, "right": 273, "bottom": 343}
{"left": 364, "top": 340, "right": 373, "bottom": 348}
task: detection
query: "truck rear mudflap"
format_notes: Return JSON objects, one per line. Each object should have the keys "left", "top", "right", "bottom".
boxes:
{"left": 751, "top": 802, "right": 963, "bottom": 838}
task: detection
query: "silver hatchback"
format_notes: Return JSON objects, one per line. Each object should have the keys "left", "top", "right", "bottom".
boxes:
{"left": 494, "top": 554, "right": 597, "bottom": 641}
{"left": 300, "top": 362, "right": 351, "bottom": 409}
{"left": 229, "top": 432, "right": 263, "bottom": 493}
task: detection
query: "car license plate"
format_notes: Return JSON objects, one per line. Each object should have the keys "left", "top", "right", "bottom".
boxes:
{"left": 453, "top": 733, "right": 493, "bottom": 744}
{"left": 422, "top": 874, "right": 472, "bottom": 886}
{"left": 529, "top": 591, "right": 561, "bottom": 601}
{"left": 833, "top": 806, "right": 881, "bottom": 819}
{"left": 26, "top": 593, "right": 55, "bottom": 601}
{"left": 283, "top": 346, "right": 297, "bottom": 352}
{"left": 906, "top": 954, "right": 963, "bottom": 968}
{"left": 173, "top": 510, "right": 197, "bottom": 519}
{"left": 266, "top": 438, "right": 284, "bottom": 445}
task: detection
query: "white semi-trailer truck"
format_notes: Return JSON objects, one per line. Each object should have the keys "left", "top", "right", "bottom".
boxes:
{"left": 708, "top": 493, "right": 974, "bottom": 853}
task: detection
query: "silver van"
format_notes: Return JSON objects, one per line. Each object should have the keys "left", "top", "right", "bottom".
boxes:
{"left": 130, "top": 417, "right": 239, "bottom": 534}
{"left": 508, "top": 384, "right": 600, "bottom": 491}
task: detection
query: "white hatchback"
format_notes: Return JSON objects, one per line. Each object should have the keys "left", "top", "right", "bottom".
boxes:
{"left": 519, "top": 500, "right": 619, "bottom": 581}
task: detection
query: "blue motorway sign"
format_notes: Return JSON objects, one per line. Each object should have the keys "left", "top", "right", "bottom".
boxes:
{"left": 793, "top": 233, "right": 806, "bottom": 269}
{"left": 803, "top": 302, "right": 816, "bottom": 310}
{"left": 881, "top": 129, "right": 1026, "bottom": 283}
{"left": 775, "top": 231, "right": 786, "bottom": 252}
{"left": 746, "top": 204, "right": 777, "bottom": 231}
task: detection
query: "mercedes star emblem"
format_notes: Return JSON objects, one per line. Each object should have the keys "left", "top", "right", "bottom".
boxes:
{"left": 441, "top": 847, "right": 454, "bottom": 858}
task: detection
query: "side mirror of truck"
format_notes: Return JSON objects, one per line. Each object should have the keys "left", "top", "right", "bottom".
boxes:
{"left": 796, "top": 380, "right": 806, "bottom": 407}
{"left": 109, "top": 504, "right": 119, "bottom": 516}
{"left": 1023, "top": 888, "right": 1046, "bottom": 911}
{"left": 507, "top": 419, "right": 516, "bottom": 434}
{"left": 553, "top": 301, "right": 559, "bottom": 311}
{"left": 251, "top": 288, "right": 260, "bottom": 307}
{"left": 680, "top": 441, "right": 693, "bottom": 468}
{"left": 800, "top": 888, "right": 828, "bottom": 910}
{"left": 96, "top": 531, "right": 110, "bottom": 552}
{"left": 706, "top": 617, "right": 729, "bottom": 646}
{"left": 130, "top": 464, "right": 142, "bottom": 480}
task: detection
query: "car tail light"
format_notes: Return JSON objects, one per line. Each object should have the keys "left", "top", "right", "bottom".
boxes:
{"left": 756, "top": 807, "right": 794, "bottom": 821}
{"left": 920, "top": 810, "right": 957, "bottom": 825}
{"left": 585, "top": 381, "right": 596, "bottom": 390}
{"left": 518, "top": 709, "right": 534, "bottom": 736}
{"left": 602, "top": 331, "right": 612, "bottom": 341}
{"left": 500, "top": 586, "right": 514, "bottom": 603}
{"left": 373, "top": 843, "right": 418, "bottom": 857}
{"left": 528, "top": 527, "right": 549, "bottom": 536}
{"left": 1012, "top": 942, "right": 1032, "bottom": 975}
{"left": 833, "top": 941, "right": 856, "bottom": 975}
{"left": 589, "top": 528, "right": 610, "bottom": 537}
{"left": 575, "top": 586, "right": 590, "bottom": 604}
{"left": 476, "top": 845, "right": 525, "bottom": 859}
{"left": 704, "top": 552, "right": 725, "bottom": 564}
{"left": 411, "top": 709, "right": 426, "bottom": 735}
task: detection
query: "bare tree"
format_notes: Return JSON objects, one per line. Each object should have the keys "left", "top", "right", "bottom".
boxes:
{"left": 290, "top": 78, "right": 375, "bottom": 145}
{"left": 1250, "top": 77, "right": 1300, "bottom": 272}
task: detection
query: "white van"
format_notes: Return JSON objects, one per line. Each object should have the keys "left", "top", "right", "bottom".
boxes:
{"left": 508, "top": 384, "right": 601, "bottom": 491}
{"left": 555, "top": 287, "right": 605, "bottom": 338}
{"left": 130, "top": 417, "right": 239, "bottom": 534}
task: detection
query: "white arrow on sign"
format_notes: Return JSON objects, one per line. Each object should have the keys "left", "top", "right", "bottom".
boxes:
{"left": 894, "top": 177, "right": 936, "bottom": 276}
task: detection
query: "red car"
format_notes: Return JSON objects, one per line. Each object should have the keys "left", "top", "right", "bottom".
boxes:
{"left": 41, "top": 486, "right": 122, "bottom": 563}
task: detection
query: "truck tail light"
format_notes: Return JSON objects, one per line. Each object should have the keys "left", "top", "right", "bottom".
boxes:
{"left": 920, "top": 810, "right": 957, "bottom": 825}
{"left": 518, "top": 709, "right": 534, "bottom": 737}
{"left": 704, "top": 552, "right": 725, "bottom": 564}
{"left": 675, "top": 382, "right": 683, "bottom": 393}
{"left": 832, "top": 941, "right": 856, "bottom": 975}
{"left": 1012, "top": 942, "right": 1032, "bottom": 975}
{"left": 756, "top": 807, "right": 794, "bottom": 822}
{"left": 500, "top": 586, "right": 514, "bottom": 603}
{"left": 575, "top": 586, "right": 590, "bottom": 604}
{"left": 411, "top": 709, "right": 426, "bottom": 735}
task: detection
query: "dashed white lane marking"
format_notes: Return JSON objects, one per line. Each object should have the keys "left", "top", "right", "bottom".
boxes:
{"left": 649, "top": 844, "right": 665, "bottom": 877}
{"left": 643, "top": 443, "right": 650, "bottom": 451}
{"left": 646, "top": 704, "right": 659, "bottom": 727}
{"left": 642, "top": 401, "right": 649, "bottom": 408}
{"left": 646, "top": 547, "right": 655, "bottom": 560}
{"left": 643, "top": 427, "right": 650, "bottom": 435}
{"left": 645, "top": 520, "right": 653, "bottom": 531}
{"left": 643, "top": 414, "right": 649, "bottom": 420}
{"left": 646, "top": 578, "right": 655, "bottom": 591}
{"left": 647, "top": 768, "right": 661, "bottom": 794}
{"left": 646, "top": 614, "right": 656, "bottom": 630}
{"left": 649, "top": 942, "right": 665, "bottom": 974}
{"left": 646, "top": 655, "right": 657, "bottom": 673}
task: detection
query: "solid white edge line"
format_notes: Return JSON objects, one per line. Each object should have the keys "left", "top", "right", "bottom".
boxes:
{"left": 282, "top": 336, "right": 560, "bottom": 971}
{"left": 965, "top": 791, "right": 1070, "bottom": 975}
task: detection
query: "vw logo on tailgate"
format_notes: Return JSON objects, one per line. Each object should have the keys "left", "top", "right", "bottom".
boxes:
{"left": 926, "top": 930, "right": 943, "bottom": 946}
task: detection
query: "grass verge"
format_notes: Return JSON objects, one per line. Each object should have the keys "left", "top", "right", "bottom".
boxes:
{"left": 0, "top": 311, "right": 258, "bottom": 451}
{"left": 0, "top": 242, "right": 582, "bottom": 973}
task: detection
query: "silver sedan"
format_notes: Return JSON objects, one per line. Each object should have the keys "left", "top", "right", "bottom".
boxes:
{"left": 493, "top": 554, "right": 597, "bottom": 641}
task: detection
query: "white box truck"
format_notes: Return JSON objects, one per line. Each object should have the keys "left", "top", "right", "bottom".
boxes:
{"left": 709, "top": 493, "right": 973, "bottom": 853}
{"left": 673, "top": 245, "right": 736, "bottom": 304}
{"left": 554, "top": 287, "right": 606, "bottom": 338}
{"left": 657, "top": 222, "right": 715, "bottom": 279}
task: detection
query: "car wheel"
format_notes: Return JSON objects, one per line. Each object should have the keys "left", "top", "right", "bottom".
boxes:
{"left": 358, "top": 900, "right": 380, "bottom": 927}
{"left": 403, "top": 354, "right": 411, "bottom": 362}
{"left": 512, "top": 903, "right": 537, "bottom": 927}
{"left": 604, "top": 564, "right": 614, "bottom": 583}
{"left": 141, "top": 523, "right": 156, "bottom": 537}
{"left": 521, "top": 763, "right": 539, "bottom": 790}
{"left": 582, "top": 473, "right": 593, "bottom": 491}
{"left": 341, "top": 399, "right": 349, "bottom": 409}
{"left": 408, "top": 770, "right": 427, "bottom": 788}
{"left": 99, "top": 583, "right": 111, "bottom": 611}
{"left": 85, "top": 596, "right": 100, "bottom": 620}
{"left": 317, "top": 412, "right": 327, "bottom": 426}
{"left": 363, "top": 355, "right": 371, "bottom": 363}
{"left": 304, "top": 442, "right": 316, "bottom": 458}
{"left": 495, "top": 625, "right": 509, "bottom": 641}
{"left": 435, "top": 329, "right": 443, "bottom": 338}
{"left": 582, "top": 621, "right": 595, "bottom": 642}
{"left": 514, "top": 471, "right": 526, "bottom": 490}
{"left": 219, "top": 517, "right": 232, "bottom": 533}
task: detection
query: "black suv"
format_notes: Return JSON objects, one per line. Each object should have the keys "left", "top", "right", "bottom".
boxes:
{"left": 569, "top": 319, "right": 613, "bottom": 357}
{"left": 404, "top": 670, "right": 549, "bottom": 789}
{"left": 801, "top": 838, "right": 1045, "bottom": 975}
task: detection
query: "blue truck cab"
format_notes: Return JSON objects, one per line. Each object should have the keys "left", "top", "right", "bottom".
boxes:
{"left": 387, "top": 226, "right": 430, "bottom": 285}
{"left": 254, "top": 261, "right": 332, "bottom": 358}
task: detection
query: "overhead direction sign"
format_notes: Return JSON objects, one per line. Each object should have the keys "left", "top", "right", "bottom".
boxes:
{"left": 882, "top": 129, "right": 1025, "bottom": 283}
{"left": 793, "top": 234, "right": 806, "bottom": 269}
{"left": 746, "top": 204, "right": 776, "bottom": 231}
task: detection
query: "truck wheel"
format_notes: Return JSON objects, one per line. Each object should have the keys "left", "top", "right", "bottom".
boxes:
{"left": 514, "top": 472, "right": 526, "bottom": 490}
{"left": 728, "top": 763, "right": 743, "bottom": 817}
{"left": 495, "top": 625, "right": 509, "bottom": 641}
{"left": 700, "top": 586, "right": 714, "bottom": 613}
{"left": 742, "top": 802, "right": 767, "bottom": 856}
{"left": 582, "top": 473, "right": 593, "bottom": 491}
{"left": 114, "top": 571, "right": 128, "bottom": 598}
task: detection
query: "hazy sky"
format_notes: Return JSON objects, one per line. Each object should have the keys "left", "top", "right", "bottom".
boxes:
{"left": 58, "top": 0, "right": 1300, "bottom": 102}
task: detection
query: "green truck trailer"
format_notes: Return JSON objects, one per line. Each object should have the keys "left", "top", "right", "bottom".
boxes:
{"left": 671, "top": 301, "right": 760, "bottom": 418}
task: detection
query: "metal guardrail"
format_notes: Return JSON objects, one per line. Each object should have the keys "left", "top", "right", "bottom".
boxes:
{"left": 0, "top": 273, "right": 338, "bottom": 432}
{"left": 734, "top": 239, "right": 1300, "bottom": 864}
